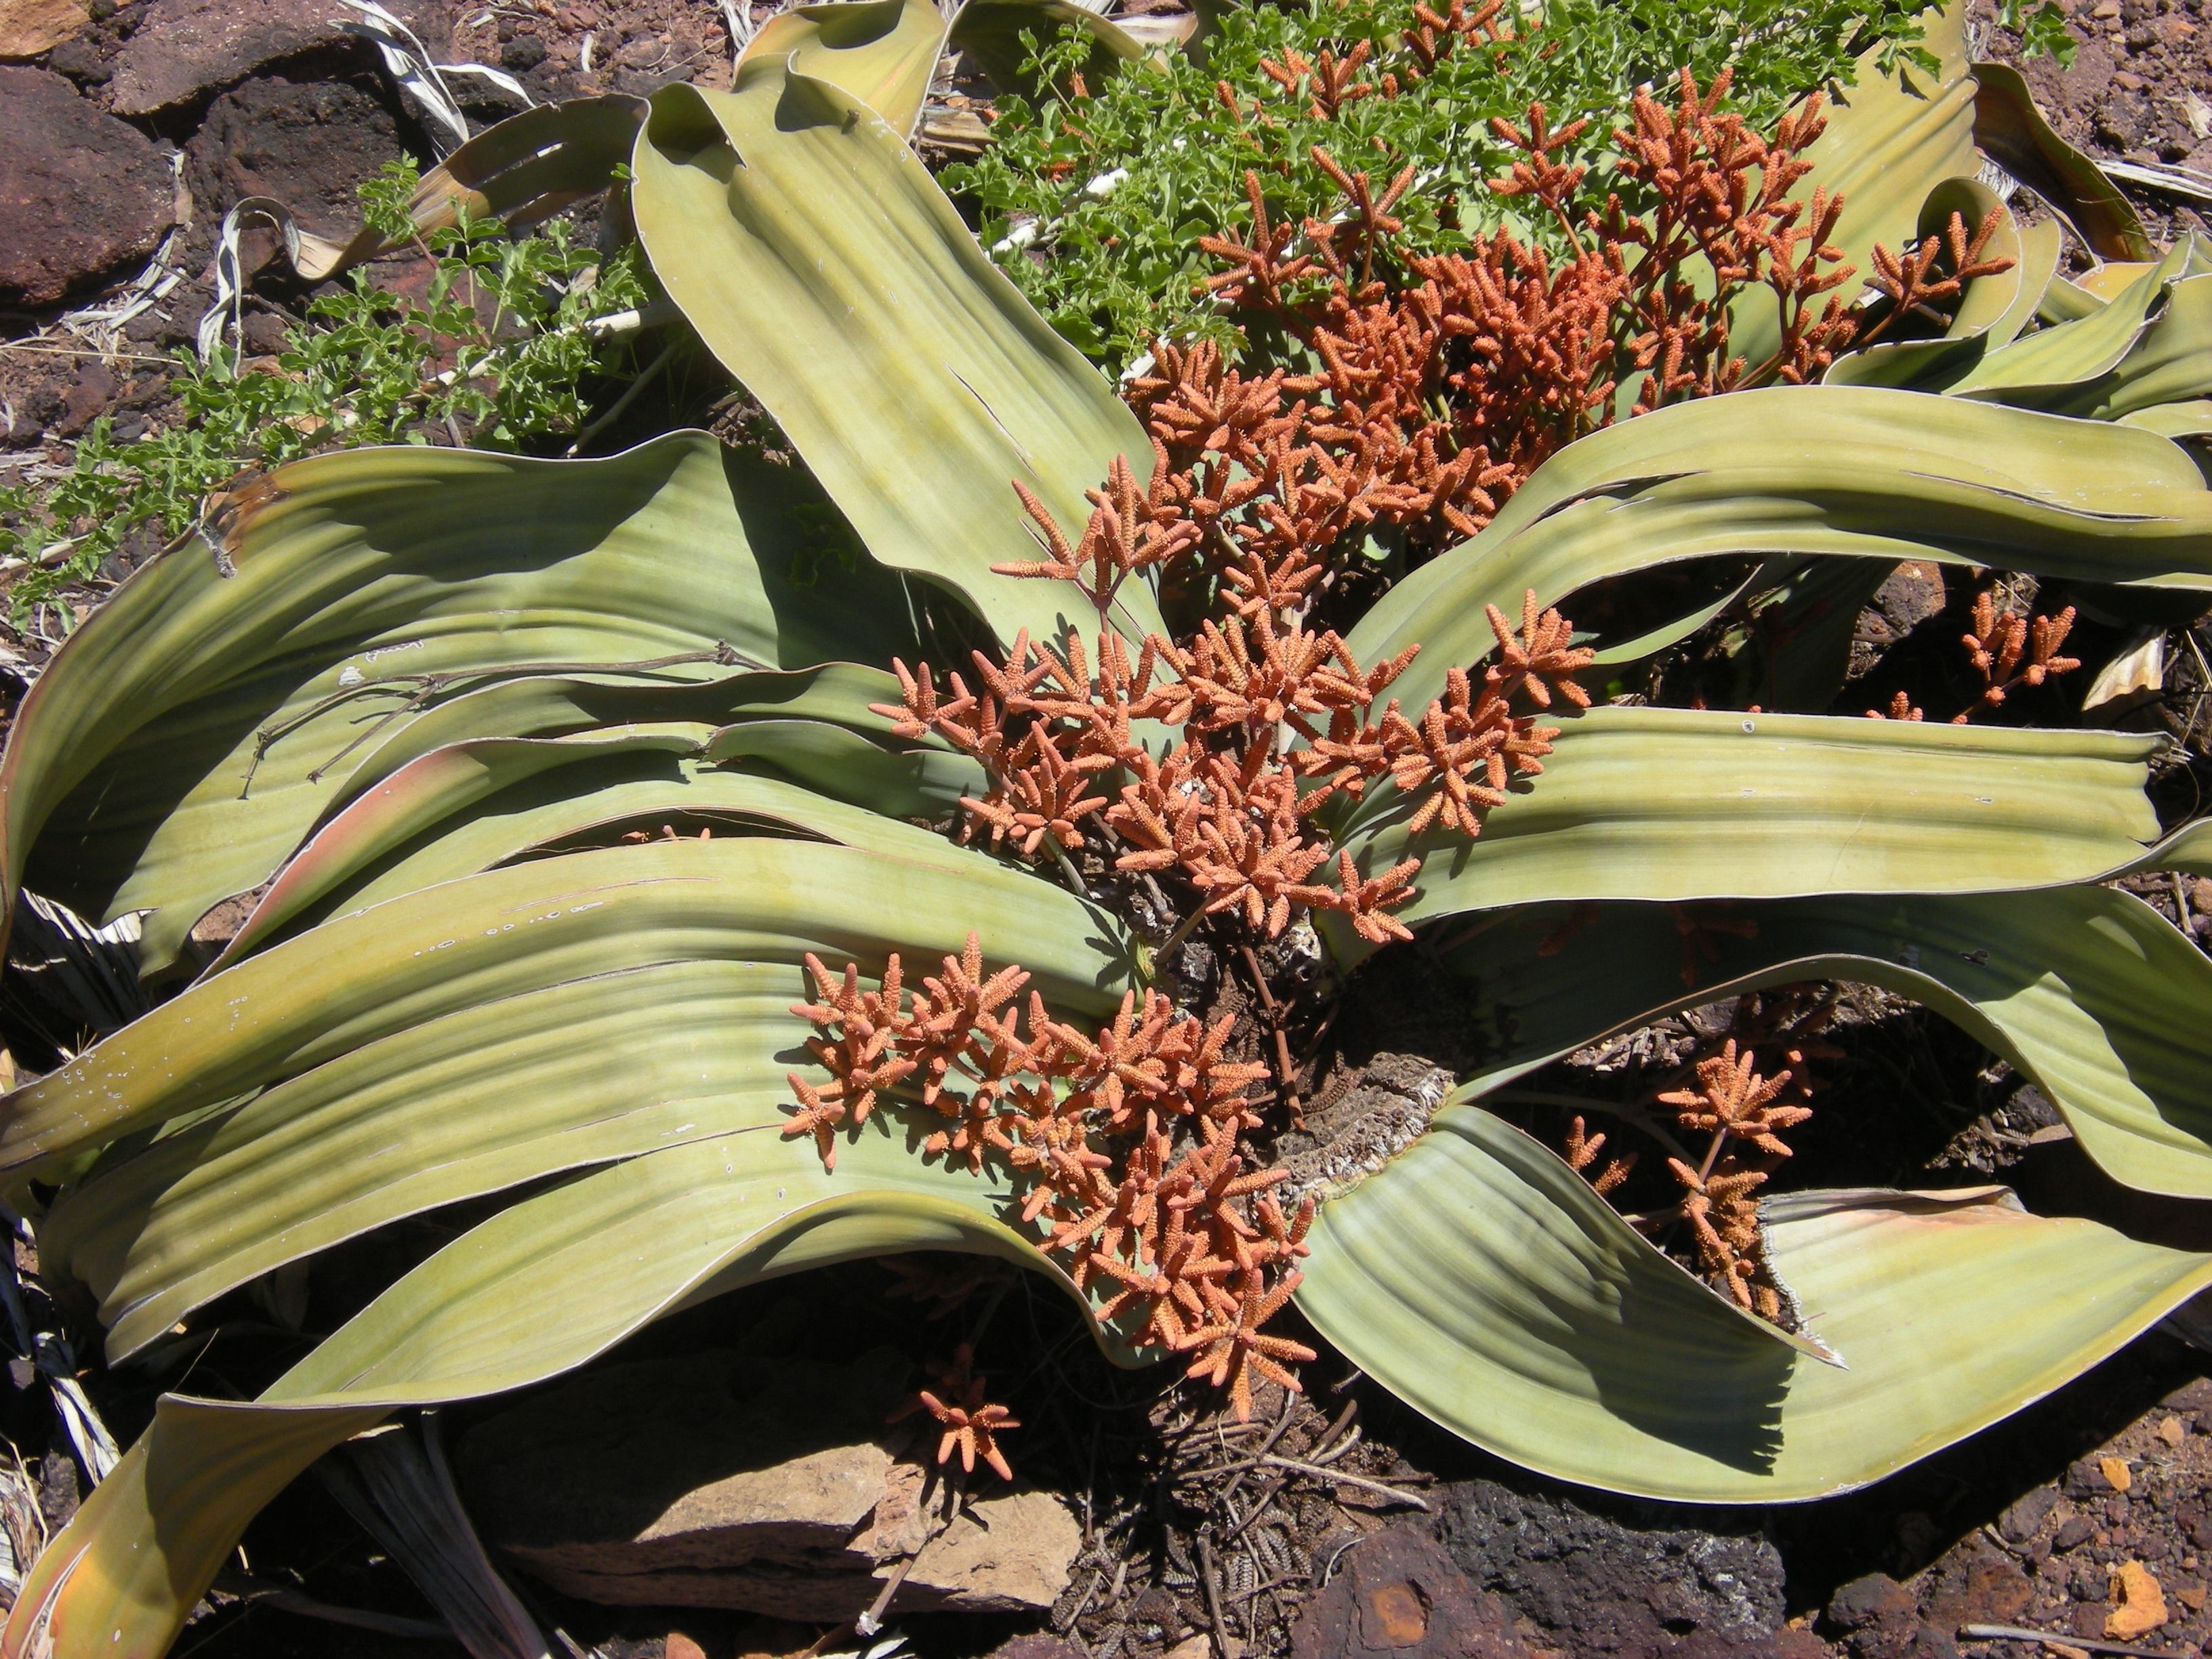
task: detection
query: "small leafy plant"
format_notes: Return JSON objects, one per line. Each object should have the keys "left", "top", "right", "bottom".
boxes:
{"left": 0, "top": 161, "right": 646, "bottom": 616}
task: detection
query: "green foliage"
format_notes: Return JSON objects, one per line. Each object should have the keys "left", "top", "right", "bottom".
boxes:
{"left": 946, "top": 0, "right": 1931, "bottom": 369}
{"left": 0, "top": 161, "right": 649, "bottom": 617}
{"left": 1997, "top": 0, "right": 2078, "bottom": 65}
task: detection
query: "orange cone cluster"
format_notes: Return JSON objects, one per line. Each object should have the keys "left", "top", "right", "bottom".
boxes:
{"left": 786, "top": 933, "right": 1314, "bottom": 1421}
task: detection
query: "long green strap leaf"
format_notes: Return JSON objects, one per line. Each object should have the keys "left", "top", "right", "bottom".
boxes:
{"left": 631, "top": 59, "right": 1164, "bottom": 651}
{"left": 47, "top": 961, "right": 798, "bottom": 1358}
{"left": 0, "top": 838, "right": 1127, "bottom": 1175}
{"left": 738, "top": 0, "right": 950, "bottom": 138}
{"left": 1437, "top": 880, "right": 2212, "bottom": 1198}
{"left": 0, "top": 434, "right": 909, "bottom": 975}
{"left": 1971, "top": 59, "right": 2156, "bottom": 262}
{"left": 1294, "top": 1106, "right": 2212, "bottom": 1502}
{"left": 214, "top": 724, "right": 983, "bottom": 962}
{"left": 1345, "top": 387, "right": 2212, "bottom": 714}
{"left": 1725, "top": 3, "right": 1980, "bottom": 376}
{"left": 1334, "top": 706, "right": 2158, "bottom": 939}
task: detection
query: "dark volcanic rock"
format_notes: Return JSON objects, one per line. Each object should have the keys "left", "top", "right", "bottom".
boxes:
{"left": 1290, "top": 1528, "right": 1530, "bottom": 1658}
{"left": 45, "top": 37, "right": 108, "bottom": 81}
{"left": 185, "top": 74, "right": 403, "bottom": 245}
{"left": 108, "top": 0, "right": 448, "bottom": 115}
{"left": 1439, "top": 1479, "right": 1789, "bottom": 1656}
{"left": 0, "top": 66, "right": 173, "bottom": 306}
{"left": 1824, "top": 1573, "right": 1924, "bottom": 1657}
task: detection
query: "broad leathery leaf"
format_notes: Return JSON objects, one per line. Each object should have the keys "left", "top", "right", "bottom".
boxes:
{"left": 222, "top": 764, "right": 981, "bottom": 960}
{"left": 631, "top": 59, "right": 1164, "bottom": 651}
{"left": 197, "top": 661, "right": 930, "bottom": 961}
{"left": 949, "top": 0, "right": 1146, "bottom": 100}
{"left": 243, "top": 95, "right": 647, "bottom": 284}
{"left": 318, "top": 659, "right": 911, "bottom": 815}
{"left": 47, "top": 960, "right": 798, "bottom": 1357}
{"left": 2032, "top": 278, "right": 2212, "bottom": 422}
{"left": 4, "top": 1117, "right": 1103, "bottom": 1659}
{"left": 0, "top": 836, "right": 1129, "bottom": 1176}
{"left": 1345, "top": 386, "right": 2212, "bottom": 714}
{"left": 1945, "top": 241, "right": 2188, "bottom": 396}
{"left": 1948, "top": 238, "right": 2212, "bottom": 415}
{"left": 738, "top": 0, "right": 949, "bottom": 138}
{"left": 408, "top": 93, "right": 647, "bottom": 240}
{"left": 213, "top": 733, "right": 984, "bottom": 964}
{"left": 1732, "top": 555, "right": 1898, "bottom": 712}
{"left": 2149, "top": 818, "right": 2212, "bottom": 872}
{"left": 1294, "top": 1105, "right": 2212, "bottom": 1502}
{"left": 1821, "top": 180, "right": 2038, "bottom": 388}
{"left": 55, "top": 785, "right": 1020, "bottom": 1361}
{"left": 0, "top": 432, "right": 912, "bottom": 974}
{"left": 2121, "top": 399, "right": 2212, "bottom": 438}
{"left": 699, "top": 716, "right": 985, "bottom": 807}
{"left": 2041, "top": 270, "right": 2110, "bottom": 322}
{"left": 1972, "top": 59, "right": 2156, "bottom": 261}
{"left": 2079, "top": 261, "right": 2164, "bottom": 300}
{"left": 1439, "top": 882, "right": 2212, "bottom": 1198}
{"left": 1332, "top": 705, "right": 2158, "bottom": 941}
{"left": 1726, "top": 5, "right": 1979, "bottom": 377}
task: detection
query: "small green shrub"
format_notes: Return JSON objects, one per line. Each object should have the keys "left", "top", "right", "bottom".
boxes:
{"left": 0, "top": 162, "right": 648, "bottom": 617}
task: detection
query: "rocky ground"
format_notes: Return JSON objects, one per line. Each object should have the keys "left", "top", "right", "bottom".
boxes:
{"left": 5, "top": 0, "right": 2212, "bottom": 1656}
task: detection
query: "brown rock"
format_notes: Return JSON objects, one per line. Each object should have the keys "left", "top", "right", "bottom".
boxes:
{"left": 1923, "top": 1557, "right": 2034, "bottom": 1632}
{"left": 1290, "top": 1528, "right": 1530, "bottom": 1658}
{"left": 2001, "top": 1486, "right": 2059, "bottom": 1544}
{"left": 2106, "top": 1560, "right": 2167, "bottom": 1639}
{"left": 459, "top": 1348, "right": 1077, "bottom": 1621}
{"left": 0, "top": 66, "right": 173, "bottom": 307}
{"left": 1825, "top": 1572, "right": 1919, "bottom": 1656}
{"left": 108, "top": 0, "right": 448, "bottom": 115}
{"left": 184, "top": 75, "right": 405, "bottom": 261}
{"left": 0, "top": 0, "right": 87, "bottom": 57}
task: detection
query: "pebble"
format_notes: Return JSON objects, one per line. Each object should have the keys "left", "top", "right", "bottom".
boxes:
{"left": 2106, "top": 1561, "right": 2167, "bottom": 1641}
{"left": 2003, "top": 1488, "right": 2060, "bottom": 1544}
{"left": 0, "top": 66, "right": 174, "bottom": 308}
